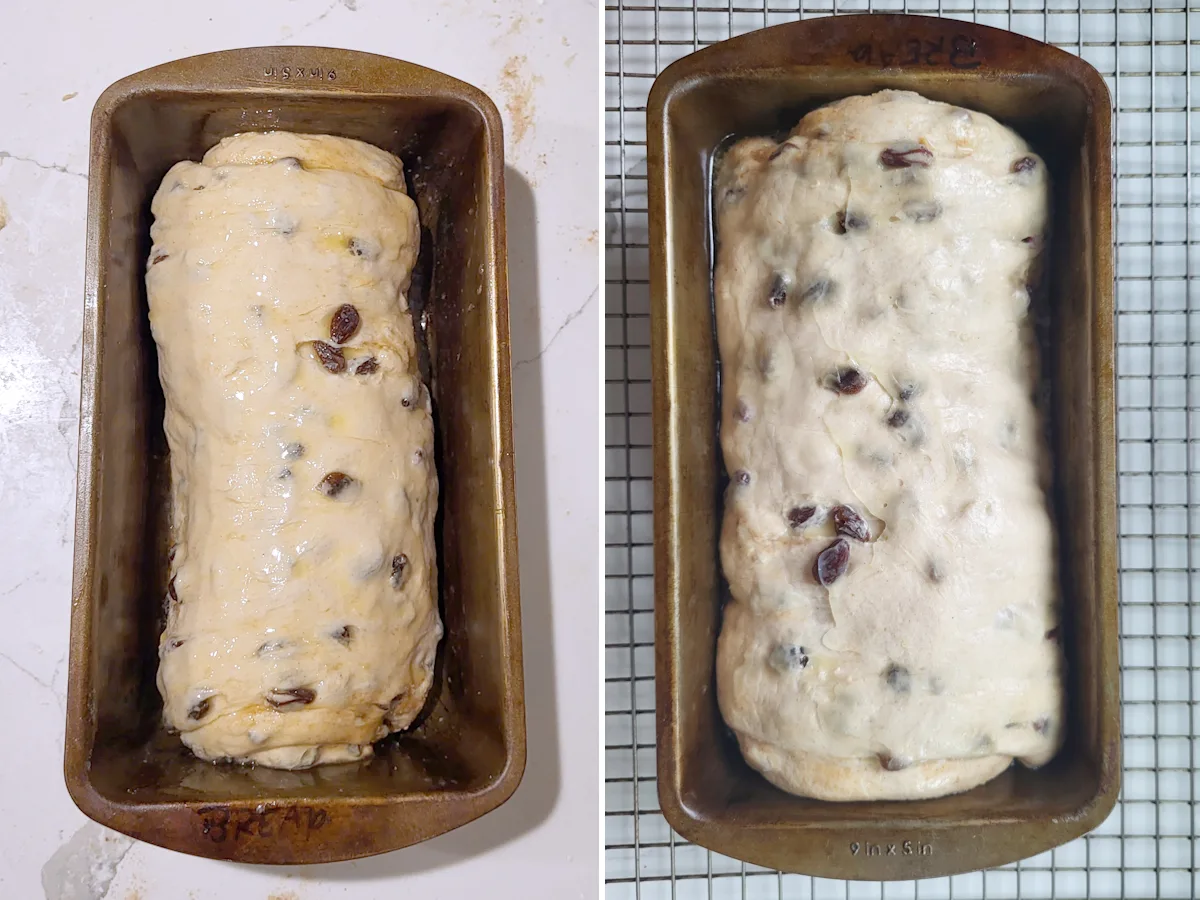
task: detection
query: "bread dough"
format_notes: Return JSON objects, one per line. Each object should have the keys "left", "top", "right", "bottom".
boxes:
{"left": 149, "top": 132, "right": 441, "bottom": 769}
{"left": 714, "top": 91, "right": 1064, "bottom": 801}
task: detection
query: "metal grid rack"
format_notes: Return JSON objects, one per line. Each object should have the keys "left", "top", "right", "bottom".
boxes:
{"left": 605, "top": 2, "right": 1199, "bottom": 897}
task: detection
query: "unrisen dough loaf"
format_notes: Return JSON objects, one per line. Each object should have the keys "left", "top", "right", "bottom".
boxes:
{"left": 149, "top": 131, "right": 441, "bottom": 769}
{"left": 714, "top": 91, "right": 1064, "bottom": 801}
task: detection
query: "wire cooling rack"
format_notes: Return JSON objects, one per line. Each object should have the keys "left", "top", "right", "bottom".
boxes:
{"left": 605, "top": 2, "right": 1199, "bottom": 898}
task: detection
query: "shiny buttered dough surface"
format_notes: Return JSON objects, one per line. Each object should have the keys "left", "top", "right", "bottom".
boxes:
{"left": 149, "top": 131, "right": 440, "bottom": 770}
{"left": 714, "top": 91, "right": 1064, "bottom": 801}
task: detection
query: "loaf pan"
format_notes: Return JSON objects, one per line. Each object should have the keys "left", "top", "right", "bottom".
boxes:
{"left": 649, "top": 15, "right": 1117, "bottom": 880}
{"left": 67, "top": 47, "right": 524, "bottom": 864}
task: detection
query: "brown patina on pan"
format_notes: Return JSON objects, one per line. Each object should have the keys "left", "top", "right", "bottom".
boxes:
{"left": 649, "top": 14, "right": 1117, "bottom": 880}
{"left": 67, "top": 47, "right": 524, "bottom": 864}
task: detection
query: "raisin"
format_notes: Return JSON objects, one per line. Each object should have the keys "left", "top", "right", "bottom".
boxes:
{"left": 277, "top": 467, "right": 292, "bottom": 480}
{"left": 312, "top": 340, "right": 346, "bottom": 373}
{"left": 904, "top": 200, "right": 942, "bottom": 223}
{"left": 329, "top": 304, "right": 361, "bottom": 344}
{"left": 887, "top": 409, "right": 910, "bottom": 428}
{"left": 356, "top": 356, "right": 379, "bottom": 375}
{"left": 1021, "top": 235, "right": 1038, "bottom": 245}
{"left": 813, "top": 538, "right": 850, "bottom": 586}
{"left": 265, "top": 687, "right": 316, "bottom": 708}
{"left": 927, "top": 560, "right": 945, "bottom": 583}
{"left": 1011, "top": 156, "right": 1037, "bottom": 174}
{"left": 880, "top": 145, "right": 933, "bottom": 168}
{"left": 878, "top": 753, "right": 910, "bottom": 771}
{"left": 829, "top": 367, "right": 867, "bottom": 395}
{"left": 348, "top": 237, "right": 377, "bottom": 259}
{"left": 256, "top": 640, "right": 286, "bottom": 655}
{"left": 787, "top": 505, "right": 817, "bottom": 529}
{"left": 168, "top": 638, "right": 186, "bottom": 650}
{"left": 835, "top": 211, "right": 868, "bottom": 233}
{"left": 734, "top": 400, "right": 753, "bottom": 423}
{"left": 767, "top": 142, "right": 795, "bottom": 161}
{"left": 1045, "top": 627, "right": 1060, "bottom": 642}
{"left": 1033, "top": 717, "right": 1051, "bottom": 735}
{"left": 801, "top": 279, "right": 833, "bottom": 302}
{"left": 767, "top": 274, "right": 788, "bottom": 308}
{"left": 723, "top": 185, "right": 746, "bottom": 203}
{"left": 733, "top": 469, "right": 751, "bottom": 486}
{"left": 768, "top": 644, "right": 809, "bottom": 673}
{"left": 885, "top": 664, "right": 912, "bottom": 693}
{"left": 401, "top": 395, "right": 413, "bottom": 408}
{"left": 317, "top": 472, "right": 355, "bottom": 498}
{"left": 168, "top": 577, "right": 178, "bottom": 603}
{"left": 188, "top": 697, "right": 212, "bottom": 720}
{"left": 332, "top": 625, "right": 354, "bottom": 646}
{"left": 391, "top": 553, "right": 409, "bottom": 588}
{"left": 151, "top": 253, "right": 169, "bottom": 266}
{"left": 831, "top": 505, "right": 869, "bottom": 541}
{"left": 898, "top": 383, "right": 918, "bottom": 401}
{"left": 282, "top": 442, "right": 305, "bottom": 461}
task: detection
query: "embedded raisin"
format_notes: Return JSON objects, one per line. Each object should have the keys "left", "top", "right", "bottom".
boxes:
{"left": 317, "top": 472, "right": 355, "bottom": 498}
{"left": 1011, "top": 156, "right": 1037, "bottom": 174}
{"left": 831, "top": 505, "right": 869, "bottom": 542}
{"left": 168, "top": 577, "right": 178, "bottom": 603}
{"left": 282, "top": 442, "right": 305, "bottom": 461}
{"left": 880, "top": 145, "right": 933, "bottom": 168}
{"left": 787, "top": 505, "right": 817, "bottom": 529}
{"left": 256, "top": 640, "right": 286, "bottom": 656}
{"left": 904, "top": 200, "right": 942, "bottom": 223}
{"left": 813, "top": 538, "right": 850, "bottom": 586}
{"left": 829, "top": 367, "right": 867, "bottom": 395}
{"left": 332, "top": 625, "right": 354, "bottom": 646}
{"left": 1045, "top": 627, "right": 1060, "bottom": 642}
{"left": 768, "top": 644, "right": 809, "bottom": 673}
{"left": 1033, "top": 717, "right": 1051, "bottom": 735}
{"left": 348, "top": 237, "right": 376, "bottom": 258}
{"left": 188, "top": 697, "right": 212, "bottom": 720}
{"left": 801, "top": 279, "right": 833, "bottom": 302}
{"left": 878, "top": 753, "right": 910, "bottom": 771}
{"left": 391, "top": 553, "right": 409, "bottom": 588}
{"left": 733, "top": 469, "right": 751, "bottom": 486}
{"left": 885, "top": 664, "right": 912, "bottom": 693}
{"left": 168, "top": 638, "right": 186, "bottom": 650}
{"left": 835, "top": 210, "right": 868, "bottom": 233}
{"left": 898, "top": 383, "right": 918, "bottom": 402}
{"left": 356, "top": 356, "right": 379, "bottom": 375}
{"left": 767, "top": 274, "right": 788, "bottom": 308}
{"left": 151, "top": 253, "right": 169, "bottom": 266}
{"left": 734, "top": 400, "right": 753, "bottom": 423}
{"left": 767, "top": 142, "right": 795, "bottom": 162}
{"left": 927, "top": 560, "right": 945, "bottom": 583}
{"left": 887, "top": 409, "right": 910, "bottom": 428}
{"left": 329, "top": 304, "right": 361, "bottom": 344}
{"left": 265, "top": 687, "right": 316, "bottom": 708}
{"left": 312, "top": 340, "right": 346, "bottom": 373}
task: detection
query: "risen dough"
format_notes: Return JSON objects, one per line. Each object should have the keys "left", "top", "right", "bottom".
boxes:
{"left": 714, "top": 91, "right": 1064, "bottom": 801}
{"left": 149, "top": 131, "right": 440, "bottom": 769}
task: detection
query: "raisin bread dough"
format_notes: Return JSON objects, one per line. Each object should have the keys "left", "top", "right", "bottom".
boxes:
{"left": 714, "top": 91, "right": 1064, "bottom": 801}
{"left": 149, "top": 132, "right": 441, "bottom": 769}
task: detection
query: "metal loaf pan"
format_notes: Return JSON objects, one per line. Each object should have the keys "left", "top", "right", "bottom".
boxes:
{"left": 649, "top": 15, "right": 1117, "bottom": 880}
{"left": 67, "top": 47, "right": 524, "bottom": 864}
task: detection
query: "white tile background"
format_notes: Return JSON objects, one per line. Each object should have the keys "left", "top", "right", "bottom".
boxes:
{"left": 605, "top": 2, "right": 1199, "bottom": 898}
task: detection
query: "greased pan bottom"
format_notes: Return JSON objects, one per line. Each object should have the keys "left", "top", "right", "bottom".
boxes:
{"left": 649, "top": 15, "right": 1117, "bottom": 880}
{"left": 67, "top": 47, "right": 524, "bottom": 864}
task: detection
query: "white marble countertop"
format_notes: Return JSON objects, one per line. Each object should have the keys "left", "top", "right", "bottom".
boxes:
{"left": 0, "top": 1, "right": 599, "bottom": 897}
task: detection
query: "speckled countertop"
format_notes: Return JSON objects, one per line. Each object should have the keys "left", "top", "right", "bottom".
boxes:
{"left": 0, "top": 1, "right": 599, "bottom": 897}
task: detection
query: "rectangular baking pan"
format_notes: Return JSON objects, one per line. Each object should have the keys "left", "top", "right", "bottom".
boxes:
{"left": 649, "top": 14, "right": 1117, "bottom": 880}
{"left": 67, "top": 47, "right": 524, "bottom": 864}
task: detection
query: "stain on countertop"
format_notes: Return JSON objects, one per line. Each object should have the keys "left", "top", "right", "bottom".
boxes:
{"left": 499, "top": 55, "right": 542, "bottom": 145}
{"left": 41, "top": 821, "right": 134, "bottom": 900}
